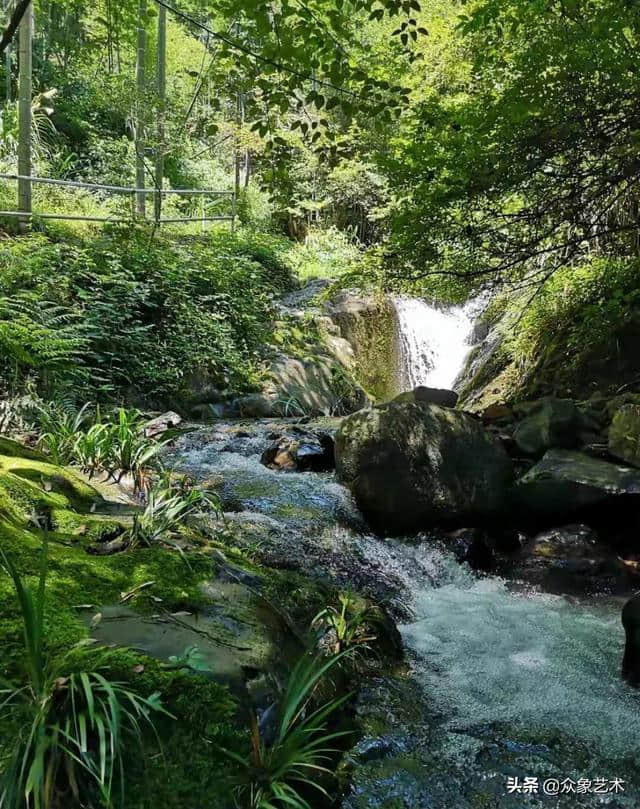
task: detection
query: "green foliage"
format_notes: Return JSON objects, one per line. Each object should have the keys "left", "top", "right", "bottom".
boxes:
{"left": 311, "top": 592, "right": 378, "bottom": 656}
{"left": 287, "top": 227, "right": 362, "bottom": 282}
{"left": 0, "top": 535, "right": 168, "bottom": 809}
{"left": 222, "top": 651, "right": 352, "bottom": 809}
{"left": 36, "top": 404, "right": 165, "bottom": 492}
{"left": 381, "top": 0, "right": 640, "bottom": 301}
{"left": 0, "top": 229, "right": 293, "bottom": 402}
{"left": 127, "top": 478, "right": 219, "bottom": 550}
{"left": 510, "top": 257, "right": 640, "bottom": 375}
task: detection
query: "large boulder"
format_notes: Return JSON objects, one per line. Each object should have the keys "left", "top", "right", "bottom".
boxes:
{"left": 512, "top": 397, "right": 581, "bottom": 456}
{"left": 335, "top": 401, "right": 513, "bottom": 533}
{"left": 264, "top": 353, "right": 367, "bottom": 417}
{"left": 327, "top": 291, "right": 399, "bottom": 401}
{"left": 512, "top": 449, "right": 640, "bottom": 517}
{"left": 609, "top": 403, "right": 640, "bottom": 467}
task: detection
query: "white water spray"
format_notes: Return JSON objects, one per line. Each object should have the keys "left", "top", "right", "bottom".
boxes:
{"left": 391, "top": 296, "right": 476, "bottom": 391}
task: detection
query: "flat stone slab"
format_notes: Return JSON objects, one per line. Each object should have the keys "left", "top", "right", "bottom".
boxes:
{"left": 512, "top": 449, "right": 640, "bottom": 516}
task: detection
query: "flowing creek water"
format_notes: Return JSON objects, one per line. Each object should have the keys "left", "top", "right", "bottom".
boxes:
{"left": 167, "top": 296, "right": 640, "bottom": 807}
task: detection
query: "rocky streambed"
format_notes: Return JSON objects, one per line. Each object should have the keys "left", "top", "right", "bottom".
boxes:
{"left": 165, "top": 410, "right": 640, "bottom": 809}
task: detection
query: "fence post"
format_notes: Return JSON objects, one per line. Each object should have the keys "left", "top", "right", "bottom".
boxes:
{"left": 17, "top": 0, "right": 32, "bottom": 231}
{"left": 135, "top": 0, "right": 146, "bottom": 218}
{"left": 154, "top": 1, "right": 166, "bottom": 225}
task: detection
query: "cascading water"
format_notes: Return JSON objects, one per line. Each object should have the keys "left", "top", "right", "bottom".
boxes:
{"left": 166, "top": 288, "right": 640, "bottom": 806}
{"left": 392, "top": 295, "right": 476, "bottom": 390}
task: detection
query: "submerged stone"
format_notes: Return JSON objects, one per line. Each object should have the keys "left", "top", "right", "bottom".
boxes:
{"left": 504, "top": 524, "right": 631, "bottom": 595}
{"left": 622, "top": 594, "right": 640, "bottom": 687}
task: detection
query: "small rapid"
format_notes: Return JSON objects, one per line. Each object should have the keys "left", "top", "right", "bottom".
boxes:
{"left": 404, "top": 562, "right": 640, "bottom": 759}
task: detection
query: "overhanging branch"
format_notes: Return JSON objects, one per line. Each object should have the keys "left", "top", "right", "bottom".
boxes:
{"left": 0, "top": 0, "right": 31, "bottom": 58}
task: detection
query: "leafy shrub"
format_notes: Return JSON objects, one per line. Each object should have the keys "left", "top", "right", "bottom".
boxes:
{"left": 510, "top": 257, "right": 640, "bottom": 374}
{"left": 37, "top": 404, "right": 166, "bottom": 492}
{"left": 286, "top": 226, "right": 362, "bottom": 282}
{"left": 127, "top": 479, "right": 219, "bottom": 551}
{"left": 311, "top": 592, "right": 378, "bottom": 655}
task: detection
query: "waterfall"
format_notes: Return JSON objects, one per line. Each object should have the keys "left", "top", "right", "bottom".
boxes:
{"left": 391, "top": 295, "right": 476, "bottom": 391}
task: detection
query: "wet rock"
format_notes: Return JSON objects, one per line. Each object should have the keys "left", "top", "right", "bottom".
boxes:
{"left": 622, "top": 593, "right": 640, "bottom": 686}
{"left": 605, "top": 392, "right": 640, "bottom": 420}
{"left": 504, "top": 524, "right": 631, "bottom": 595}
{"left": 511, "top": 449, "right": 640, "bottom": 517}
{"left": 143, "top": 410, "right": 182, "bottom": 438}
{"left": 389, "top": 386, "right": 458, "bottom": 409}
{"left": 336, "top": 401, "right": 513, "bottom": 533}
{"left": 279, "top": 278, "right": 331, "bottom": 310}
{"left": 189, "top": 401, "right": 234, "bottom": 420}
{"left": 444, "top": 527, "right": 496, "bottom": 571}
{"left": 512, "top": 397, "right": 581, "bottom": 456}
{"left": 609, "top": 404, "right": 640, "bottom": 467}
{"left": 327, "top": 291, "right": 399, "bottom": 401}
{"left": 261, "top": 432, "right": 335, "bottom": 472}
{"left": 481, "top": 403, "right": 514, "bottom": 424}
{"left": 234, "top": 393, "right": 276, "bottom": 418}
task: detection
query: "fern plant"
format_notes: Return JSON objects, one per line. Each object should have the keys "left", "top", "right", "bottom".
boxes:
{"left": 0, "top": 534, "right": 169, "bottom": 809}
{"left": 0, "top": 294, "right": 90, "bottom": 396}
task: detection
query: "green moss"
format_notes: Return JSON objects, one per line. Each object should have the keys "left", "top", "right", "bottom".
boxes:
{"left": 0, "top": 437, "right": 47, "bottom": 461}
{"left": 50, "top": 507, "right": 128, "bottom": 544}
{"left": 351, "top": 297, "right": 398, "bottom": 401}
{"left": 0, "top": 453, "right": 103, "bottom": 510}
{"left": 0, "top": 450, "right": 243, "bottom": 808}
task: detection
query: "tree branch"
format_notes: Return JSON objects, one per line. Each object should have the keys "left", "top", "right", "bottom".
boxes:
{"left": 0, "top": 0, "right": 31, "bottom": 58}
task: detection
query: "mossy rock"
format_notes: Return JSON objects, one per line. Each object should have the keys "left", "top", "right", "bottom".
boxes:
{"left": 512, "top": 397, "right": 581, "bottom": 456}
{"left": 336, "top": 401, "right": 514, "bottom": 533}
{"left": 0, "top": 436, "right": 47, "bottom": 461}
{"left": 609, "top": 403, "right": 640, "bottom": 468}
{"left": 0, "top": 454, "right": 104, "bottom": 512}
{"left": 511, "top": 449, "right": 640, "bottom": 517}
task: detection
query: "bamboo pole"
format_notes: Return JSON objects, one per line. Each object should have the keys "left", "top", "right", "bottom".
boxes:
{"left": 17, "top": 0, "right": 31, "bottom": 231}
{"left": 135, "top": 0, "right": 146, "bottom": 217}
{"left": 154, "top": 1, "right": 166, "bottom": 224}
{"left": 4, "top": 0, "right": 12, "bottom": 102}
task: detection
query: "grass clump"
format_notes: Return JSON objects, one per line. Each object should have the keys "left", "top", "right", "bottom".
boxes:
{"left": 223, "top": 650, "right": 352, "bottom": 809}
{"left": 0, "top": 535, "right": 169, "bottom": 809}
